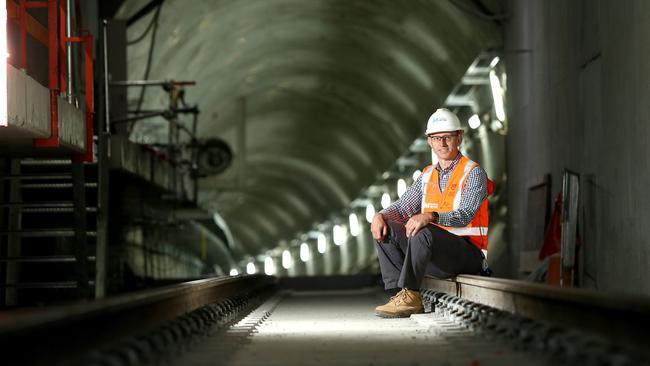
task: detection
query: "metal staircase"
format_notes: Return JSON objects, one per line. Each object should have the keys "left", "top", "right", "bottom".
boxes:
{"left": 0, "top": 158, "right": 99, "bottom": 307}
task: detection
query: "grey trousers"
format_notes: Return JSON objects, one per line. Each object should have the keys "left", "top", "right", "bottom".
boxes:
{"left": 375, "top": 220, "right": 483, "bottom": 290}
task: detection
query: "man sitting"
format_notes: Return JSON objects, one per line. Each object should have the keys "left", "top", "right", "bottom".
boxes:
{"left": 371, "top": 108, "right": 489, "bottom": 318}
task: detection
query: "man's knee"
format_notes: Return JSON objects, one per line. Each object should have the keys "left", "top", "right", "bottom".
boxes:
{"left": 410, "top": 228, "right": 432, "bottom": 249}
{"left": 375, "top": 221, "right": 406, "bottom": 249}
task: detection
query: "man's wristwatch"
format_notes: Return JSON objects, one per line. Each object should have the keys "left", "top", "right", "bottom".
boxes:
{"left": 430, "top": 212, "right": 439, "bottom": 223}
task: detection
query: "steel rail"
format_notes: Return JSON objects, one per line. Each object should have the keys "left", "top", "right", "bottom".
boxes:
{"left": 0, "top": 274, "right": 276, "bottom": 365}
{"left": 422, "top": 274, "right": 650, "bottom": 353}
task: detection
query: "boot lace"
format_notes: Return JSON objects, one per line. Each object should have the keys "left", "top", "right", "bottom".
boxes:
{"left": 387, "top": 289, "right": 406, "bottom": 304}
{"left": 391, "top": 289, "right": 409, "bottom": 305}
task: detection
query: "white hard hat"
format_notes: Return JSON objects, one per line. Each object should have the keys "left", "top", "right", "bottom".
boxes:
{"left": 425, "top": 108, "right": 462, "bottom": 135}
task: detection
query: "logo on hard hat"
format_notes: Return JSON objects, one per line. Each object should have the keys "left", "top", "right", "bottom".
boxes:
{"left": 425, "top": 108, "right": 462, "bottom": 135}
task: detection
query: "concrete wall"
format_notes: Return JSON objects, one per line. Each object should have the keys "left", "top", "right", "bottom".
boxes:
{"left": 505, "top": 0, "right": 650, "bottom": 295}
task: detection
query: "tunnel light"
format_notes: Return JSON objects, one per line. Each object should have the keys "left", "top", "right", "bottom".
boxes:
{"left": 489, "top": 70, "right": 506, "bottom": 122}
{"left": 412, "top": 169, "right": 422, "bottom": 181}
{"left": 397, "top": 179, "right": 407, "bottom": 198}
{"left": 333, "top": 224, "right": 347, "bottom": 246}
{"left": 246, "top": 262, "right": 256, "bottom": 275}
{"left": 300, "top": 243, "right": 310, "bottom": 262}
{"left": 381, "top": 193, "right": 391, "bottom": 209}
{"left": 348, "top": 213, "right": 360, "bottom": 237}
{"left": 282, "top": 250, "right": 292, "bottom": 269}
{"left": 489, "top": 56, "right": 500, "bottom": 68}
{"left": 317, "top": 233, "right": 326, "bottom": 254}
{"left": 0, "top": 0, "right": 8, "bottom": 127}
{"left": 264, "top": 256, "right": 275, "bottom": 275}
{"left": 468, "top": 114, "right": 481, "bottom": 129}
{"left": 365, "top": 204, "right": 375, "bottom": 223}
{"left": 229, "top": 268, "right": 239, "bottom": 276}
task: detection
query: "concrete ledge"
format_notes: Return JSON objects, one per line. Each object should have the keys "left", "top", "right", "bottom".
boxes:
{"left": 422, "top": 275, "right": 650, "bottom": 351}
{"left": 110, "top": 135, "right": 195, "bottom": 201}
{"left": 23, "top": 67, "right": 50, "bottom": 136}
{"left": 57, "top": 96, "right": 85, "bottom": 152}
{"left": 0, "top": 64, "right": 86, "bottom": 155}
{"left": 423, "top": 274, "right": 650, "bottom": 313}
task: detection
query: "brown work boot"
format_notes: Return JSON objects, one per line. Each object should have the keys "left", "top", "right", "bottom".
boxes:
{"left": 375, "top": 289, "right": 423, "bottom": 318}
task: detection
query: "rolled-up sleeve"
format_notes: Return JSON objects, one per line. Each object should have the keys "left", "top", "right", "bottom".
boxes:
{"left": 379, "top": 175, "right": 423, "bottom": 224}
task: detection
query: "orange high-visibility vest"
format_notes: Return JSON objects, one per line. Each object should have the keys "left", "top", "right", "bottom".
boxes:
{"left": 420, "top": 155, "right": 489, "bottom": 254}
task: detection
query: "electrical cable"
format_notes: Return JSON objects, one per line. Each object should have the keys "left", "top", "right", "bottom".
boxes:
{"left": 449, "top": 0, "right": 509, "bottom": 21}
{"left": 126, "top": 6, "right": 160, "bottom": 45}
{"left": 127, "top": 0, "right": 165, "bottom": 26}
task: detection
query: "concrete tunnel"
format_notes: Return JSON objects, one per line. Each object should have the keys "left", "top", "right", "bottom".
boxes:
{"left": 116, "top": 0, "right": 505, "bottom": 279}
{"left": 1, "top": 0, "right": 650, "bottom": 365}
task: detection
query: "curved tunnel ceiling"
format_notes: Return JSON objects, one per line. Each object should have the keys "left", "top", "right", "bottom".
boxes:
{"left": 117, "top": 0, "right": 501, "bottom": 261}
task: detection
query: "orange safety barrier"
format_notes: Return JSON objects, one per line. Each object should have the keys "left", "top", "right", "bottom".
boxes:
{"left": 545, "top": 253, "right": 572, "bottom": 286}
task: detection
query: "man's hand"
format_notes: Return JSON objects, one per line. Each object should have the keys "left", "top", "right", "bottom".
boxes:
{"left": 371, "top": 213, "right": 388, "bottom": 241}
{"left": 405, "top": 213, "right": 435, "bottom": 237}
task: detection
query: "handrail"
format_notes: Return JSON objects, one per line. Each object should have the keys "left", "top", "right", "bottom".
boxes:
{"left": 110, "top": 79, "right": 196, "bottom": 88}
{"left": 107, "top": 79, "right": 200, "bottom": 191}
{"left": 109, "top": 79, "right": 200, "bottom": 149}
{"left": 7, "top": 0, "right": 48, "bottom": 46}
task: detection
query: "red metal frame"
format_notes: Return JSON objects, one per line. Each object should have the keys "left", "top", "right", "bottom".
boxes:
{"left": 31, "top": 0, "right": 59, "bottom": 148}
{"left": 19, "top": 0, "right": 48, "bottom": 70}
{"left": 17, "top": 0, "right": 94, "bottom": 159}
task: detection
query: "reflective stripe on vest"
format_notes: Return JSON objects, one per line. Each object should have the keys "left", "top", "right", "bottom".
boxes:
{"left": 447, "top": 226, "right": 489, "bottom": 236}
{"left": 453, "top": 160, "right": 476, "bottom": 210}
{"left": 420, "top": 156, "right": 489, "bottom": 251}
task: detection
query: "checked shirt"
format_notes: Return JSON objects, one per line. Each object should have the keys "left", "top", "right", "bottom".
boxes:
{"left": 380, "top": 153, "right": 488, "bottom": 227}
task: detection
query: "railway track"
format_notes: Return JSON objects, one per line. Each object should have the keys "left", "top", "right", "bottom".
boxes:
{"left": 0, "top": 275, "right": 276, "bottom": 365}
{"left": 0, "top": 274, "right": 648, "bottom": 365}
